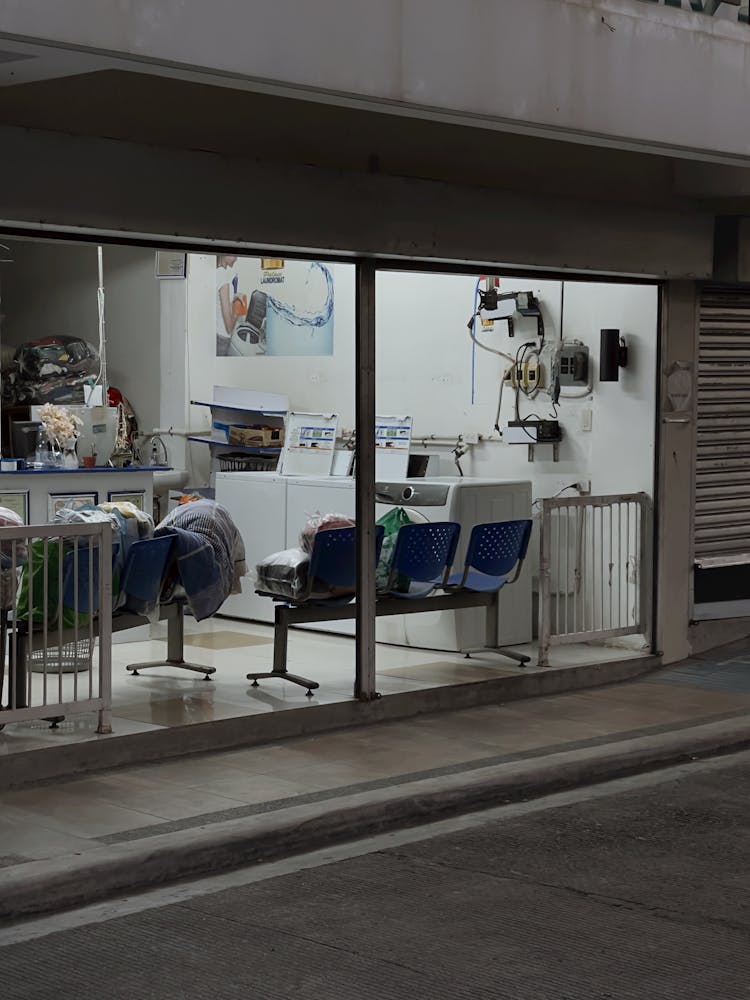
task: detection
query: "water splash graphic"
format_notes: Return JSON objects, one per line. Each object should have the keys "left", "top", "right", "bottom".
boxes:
{"left": 266, "top": 262, "right": 334, "bottom": 335}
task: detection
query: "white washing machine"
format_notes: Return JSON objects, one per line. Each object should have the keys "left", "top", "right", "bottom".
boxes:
{"left": 374, "top": 478, "right": 532, "bottom": 651}
{"left": 285, "top": 476, "right": 358, "bottom": 636}
{"left": 216, "top": 473, "right": 357, "bottom": 630}
{"left": 216, "top": 472, "right": 288, "bottom": 624}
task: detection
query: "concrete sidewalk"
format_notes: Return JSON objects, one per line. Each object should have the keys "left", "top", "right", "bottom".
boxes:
{"left": 1, "top": 645, "right": 750, "bottom": 920}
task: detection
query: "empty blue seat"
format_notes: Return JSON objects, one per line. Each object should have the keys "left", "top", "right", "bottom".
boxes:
{"left": 384, "top": 521, "right": 461, "bottom": 599}
{"left": 445, "top": 519, "right": 532, "bottom": 593}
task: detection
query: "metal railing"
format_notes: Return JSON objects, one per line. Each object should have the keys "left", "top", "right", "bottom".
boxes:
{"left": 537, "top": 492, "right": 652, "bottom": 667}
{"left": 0, "top": 522, "right": 113, "bottom": 734}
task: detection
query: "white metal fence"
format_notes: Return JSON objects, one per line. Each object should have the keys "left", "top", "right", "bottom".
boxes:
{"left": 0, "top": 522, "right": 113, "bottom": 734}
{"left": 537, "top": 493, "right": 652, "bottom": 667}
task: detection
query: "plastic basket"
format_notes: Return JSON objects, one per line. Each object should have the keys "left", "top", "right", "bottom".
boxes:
{"left": 218, "top": 452, "right": 278, "bottom": 472}
{"left": 30, "top": 637, "right": 94, "bottom": 674}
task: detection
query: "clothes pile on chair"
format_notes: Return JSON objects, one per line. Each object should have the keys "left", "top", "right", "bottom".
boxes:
{"left": 18, "top": 502, "right": 157, "bottom": 623}
{"left": 155, "top": 499, "right": 246, "bottom": 620}
{"left": 0, "top": 506, "right": 24, "bottom": 611}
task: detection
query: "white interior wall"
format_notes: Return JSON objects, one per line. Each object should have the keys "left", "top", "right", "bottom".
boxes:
{"left": 185, "top": 254, "right": 356, "bottom": 484}
{"left": 183, "top": 255, "right": 657, "bottom": 499}
{"left": 101, "top": 246, "right": 162, "bottom": 438}
{"left": 1, "top": 244, "right": 657, "bottom": 502}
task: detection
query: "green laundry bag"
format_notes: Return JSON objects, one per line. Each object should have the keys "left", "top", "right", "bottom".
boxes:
{"left": 16, "top": 538, "right": 92, "bottom": 629}
{"left": 376, "top": 506, "right": 413, "bottom": 593}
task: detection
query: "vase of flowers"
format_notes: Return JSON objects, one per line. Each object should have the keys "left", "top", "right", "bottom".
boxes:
{"left": 39, "top": 404, "right": 83, "bottom": 469}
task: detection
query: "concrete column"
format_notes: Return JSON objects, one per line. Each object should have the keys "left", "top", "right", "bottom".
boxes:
{"left": 656, "top": 281, "right": 699, "bottom": 664}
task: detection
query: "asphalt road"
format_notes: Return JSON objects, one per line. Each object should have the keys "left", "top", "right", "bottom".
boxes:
{"left": 2, "top": 752, "right": 750, "bottom": 999}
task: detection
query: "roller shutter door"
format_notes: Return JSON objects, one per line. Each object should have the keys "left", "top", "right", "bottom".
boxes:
{"left": 695, "top": 286, "right": 750, "bottom": 564}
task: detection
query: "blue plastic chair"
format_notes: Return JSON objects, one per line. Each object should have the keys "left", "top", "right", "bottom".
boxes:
{"left": 445, "top": 519, "right": 533, "bottom": 593}
{"left": 305, "top": 525, "right": 385, "bottom": 604}
{"left": 385, "top": 521, "right": 461, "bottom": 599}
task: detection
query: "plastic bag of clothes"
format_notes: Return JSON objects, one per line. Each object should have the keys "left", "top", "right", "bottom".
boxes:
{"left": 299, "top": 511, "right": 355, "bottom": 554}
{"left": 375, "top": 506, "right": 415, "bottom": 593}
{"left": 255, "top": 547, "right": 310, "bottom": 601}
{"left": 2, "top": 336, "right": 99, "bottom": 406}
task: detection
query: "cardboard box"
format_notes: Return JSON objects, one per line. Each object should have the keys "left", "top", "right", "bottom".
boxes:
{"left": 228, "top": 425, "right": 284, "bottom": 448}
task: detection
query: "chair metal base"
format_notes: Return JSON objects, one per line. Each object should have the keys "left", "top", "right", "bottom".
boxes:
{"left": 465, "top": 646, "right": 532, "bottom": 667}
{"left": 247, "top": 669, "right": 319, "bottom": 697}
{"left": 125, "top": 602, "right": 214, "bottom": 679}
{"left": 127, "top": 659, "right": 215, "bottom": 679}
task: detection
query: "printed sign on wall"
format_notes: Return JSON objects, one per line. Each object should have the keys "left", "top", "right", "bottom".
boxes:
{"left": 215, "top": 255, "right": 335, "bottom": 358}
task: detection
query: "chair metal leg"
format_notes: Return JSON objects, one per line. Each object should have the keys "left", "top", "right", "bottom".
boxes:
{"left": 126, "top": 604, "right": 215, "bottom": 679}
{"left": 463, "top": 596, "right": 532, "bottom": 667}
{"left": 247, "top": 605, "right": 319, "bottom": 696}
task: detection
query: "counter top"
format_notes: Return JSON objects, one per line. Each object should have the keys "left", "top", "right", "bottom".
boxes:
{"left": 0, "top": 465, "right": 171, "bottom": 476}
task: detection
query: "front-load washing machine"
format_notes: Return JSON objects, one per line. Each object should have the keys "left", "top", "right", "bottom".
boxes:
{"left": 374, "top": 478, "right": 532, "bottom": 651}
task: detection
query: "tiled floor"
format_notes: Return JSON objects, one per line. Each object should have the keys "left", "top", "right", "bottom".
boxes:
{"left": 0, "top": 615, "right": 650, "bottom": 756}
{"left": 0, "top": 651, "right": 747, "bottom": 870}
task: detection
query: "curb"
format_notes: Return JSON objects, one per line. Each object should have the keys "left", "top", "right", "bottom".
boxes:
{"left": 2, "top": 711, "right": 749, "bottom": 923}
{"left": 0, "top": 654, "right": 661, "bottom": 791}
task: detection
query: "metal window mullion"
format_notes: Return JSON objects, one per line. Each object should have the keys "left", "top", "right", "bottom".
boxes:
{"left": 97, "top": 523, "right": 113, "bottom": 734}
{"left": 354, "top": 258, "right": 377, "bottom": 701}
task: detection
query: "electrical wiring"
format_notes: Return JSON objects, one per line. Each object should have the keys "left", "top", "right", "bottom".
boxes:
{"left": 467, "top": 300, "right": 516, "bottom": 365}
{"left": 493, "top": 376, "right": 505, "bottom": 434}
{"left": 470, "top": 278, "right": 480, "bottom": 405}
{"left": 559, "top": 385, "right": 593, "bottom": 399}
{"left": 532, "top": 482, "right": 580, "bottom": 507}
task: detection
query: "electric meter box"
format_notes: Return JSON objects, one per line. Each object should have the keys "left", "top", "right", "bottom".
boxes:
{"left": 559, "top": 344, "right": 590, "bottom": 386}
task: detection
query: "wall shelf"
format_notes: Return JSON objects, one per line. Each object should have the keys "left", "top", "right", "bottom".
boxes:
{"left": 187, "top": 436, "right": 282, "bottom": 454}
{"left": 190, "top": 400, "right": 286, "bottom": 418}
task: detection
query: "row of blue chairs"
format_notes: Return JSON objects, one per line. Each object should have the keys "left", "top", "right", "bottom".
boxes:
{"left": 250, "top": 518, "right": 534, "bottom": 696}
{"left": 271, "top": 518, "right": 533, "bottom": 606}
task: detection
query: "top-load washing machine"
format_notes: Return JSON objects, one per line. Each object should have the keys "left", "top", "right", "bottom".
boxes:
{"left": 215, "top": 471, "right": 288, "bottom": 624}
{"left": 215, "top": 473, "right": 358, "bottom": 629}
{"left": 373, "top": 478, "right": 532, "bottom": 651}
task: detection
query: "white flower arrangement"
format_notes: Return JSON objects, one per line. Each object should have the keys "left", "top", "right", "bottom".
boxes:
{"left": 39, "top": 403, "right": 83, "bottom": 447}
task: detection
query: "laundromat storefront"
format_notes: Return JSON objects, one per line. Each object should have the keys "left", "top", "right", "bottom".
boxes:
{"left": 0, "top": 228, "right": 663, "bottom": 775}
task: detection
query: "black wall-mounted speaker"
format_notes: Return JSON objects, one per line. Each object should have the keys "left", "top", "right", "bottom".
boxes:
{"left": 600, "top": 328, "right": 626, "bottom": 382}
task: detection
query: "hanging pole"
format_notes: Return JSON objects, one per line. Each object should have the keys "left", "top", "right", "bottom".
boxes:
{"left": 96, "top": 245, "right": 108, "bottom": 401}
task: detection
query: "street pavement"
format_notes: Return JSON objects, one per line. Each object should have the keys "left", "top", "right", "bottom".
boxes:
{"left": 2, "top": 750, "right": 749, "bottom": 999}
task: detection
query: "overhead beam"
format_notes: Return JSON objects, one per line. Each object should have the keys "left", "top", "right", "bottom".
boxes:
{"left": 0, "top": 125, "right": 714, "bottom": 278}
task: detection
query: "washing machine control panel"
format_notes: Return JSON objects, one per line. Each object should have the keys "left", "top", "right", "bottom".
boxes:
{"left": 375, "top": 482, "right": 451, "bottom": 506}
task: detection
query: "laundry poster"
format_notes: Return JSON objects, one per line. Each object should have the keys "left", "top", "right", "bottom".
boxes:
{"left": 215, "top": 255, "right": 334, "bottom": 358}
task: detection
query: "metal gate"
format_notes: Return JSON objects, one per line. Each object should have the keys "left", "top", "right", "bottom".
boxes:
{"left": 695, "top": 286, "right": 750, "bottom": 562}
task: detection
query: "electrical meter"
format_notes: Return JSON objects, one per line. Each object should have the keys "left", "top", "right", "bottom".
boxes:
{"left": 559, "top": 343, "right": 590, "bottom": 386}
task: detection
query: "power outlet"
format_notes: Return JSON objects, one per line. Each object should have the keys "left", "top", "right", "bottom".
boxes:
{"left": 577, "top": 479, "right": 591, "bottom": 495}
{"left": 464, "top": 432, "right": 479, "bottom": 445}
